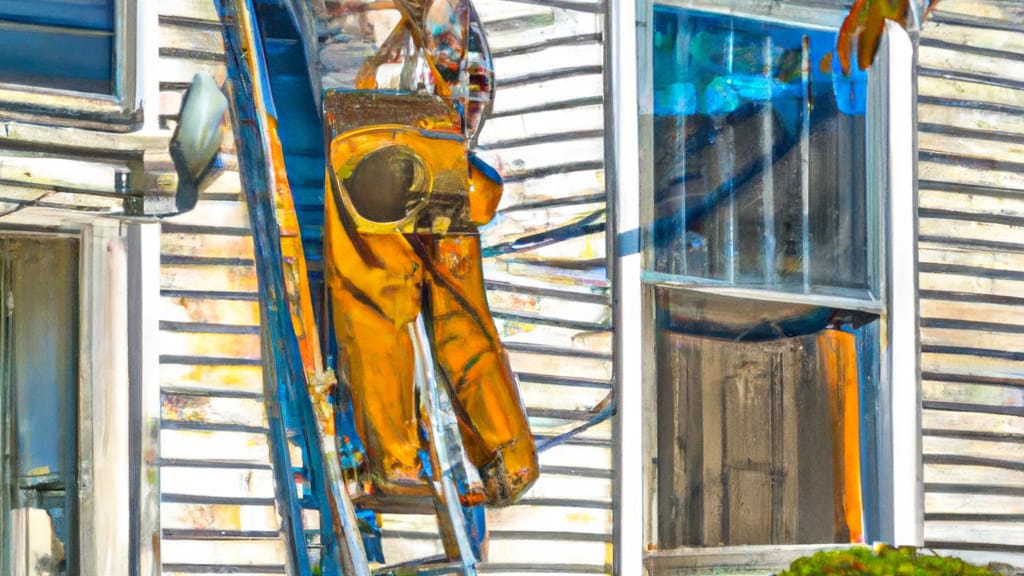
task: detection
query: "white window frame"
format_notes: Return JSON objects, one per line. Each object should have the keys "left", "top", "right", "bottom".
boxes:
{"left": 609, "top": 1, "right": 920, "bottom": 574}
{"left": 0, "top": 0, "right": 143, "bottom": 132}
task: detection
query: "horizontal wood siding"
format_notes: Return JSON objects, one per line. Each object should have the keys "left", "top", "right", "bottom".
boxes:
{"left": 155, "top": 0, "right": 613, "bottom": 572}
{"left": 917, "top": 0, "right": 1024, "bottom": 567}
{"left": 479, "top": 0, "right": 614, "bottom": 573}
{"left": 374, "top": 0, "right": 613, "bottom": 571}
{"left": 156, "top": 1, "right": 289, "bottom": 573}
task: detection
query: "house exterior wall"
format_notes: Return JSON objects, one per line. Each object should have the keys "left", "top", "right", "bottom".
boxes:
{"left": 916, "top": 0, "right": 1024, "bottom": 566}
{"left": 153, "top": 0, "right": 613, "bottom": 573}
{"left": 154, "top": 1, "right": 287, "bottom": 572}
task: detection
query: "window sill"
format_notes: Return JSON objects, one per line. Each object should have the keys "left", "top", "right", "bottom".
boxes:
{"left": 0, "top": 84, "right": 142, "bottom": 133}
{"left": 642, "top": 271, "right": 883, "bottom": 314}
{"left": 645, "top": 544, "right": 863, "bottom": 576}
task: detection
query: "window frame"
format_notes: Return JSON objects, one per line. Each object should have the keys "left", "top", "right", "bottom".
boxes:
{"left": 0, "top": 0, "right": 141, "bottom": 132}
{"left": 610, "top": 0, "right": 921, "bottom": 573}
{"left": 0, "top": 218, "right": 159, "bottom": 576}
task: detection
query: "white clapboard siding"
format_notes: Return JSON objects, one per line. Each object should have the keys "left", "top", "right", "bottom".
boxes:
{"left": 917, "top": 0, "right": 1024, "bottom": 566}
{"left": 472, "top": 0, "right": 613, "bottom": 574}
{"left": 156, "top": 1, "right": 290, "bottom": 573}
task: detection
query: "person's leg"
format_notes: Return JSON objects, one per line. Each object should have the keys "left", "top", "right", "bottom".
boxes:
{"left": 421, "top": 233, "right": 539, "bottom": 505}
{"left": 324, "top": 194, "right": 425, "bottom": 492}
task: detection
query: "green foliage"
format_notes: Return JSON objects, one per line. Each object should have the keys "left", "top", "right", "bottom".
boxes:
{"left": 778, "top": 545, "right": 1000, "bottom": 576}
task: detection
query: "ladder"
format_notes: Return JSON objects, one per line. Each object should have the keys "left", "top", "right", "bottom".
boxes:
{"left": 214, "top": 1, "right": 483, "bottom": 574}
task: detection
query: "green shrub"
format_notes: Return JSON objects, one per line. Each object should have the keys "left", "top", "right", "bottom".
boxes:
{"left": 778, "top": 545, "right": 1001, "bottom": 576}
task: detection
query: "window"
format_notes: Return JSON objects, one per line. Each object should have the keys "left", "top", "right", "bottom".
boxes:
{"left": 646, "top": 7, "right": 875, "bottom": 302}
{"left": 0, "top": 1, "right": 115, "bottom": 95}
{"left": 630, "top": 1, "right": 917, "bottom": 569}
{"left": 0, "top": 236, "right": 81, "bottom": 576}
{"left": 0, "top": 222, "right": 141, "bottom": 576}
{"left": 0, "top": 0, "right": 139, "bottom": 129}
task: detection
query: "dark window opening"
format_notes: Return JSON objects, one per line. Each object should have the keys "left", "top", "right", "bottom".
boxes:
{"left": 1, "top": 236, "right": 80, "bottom": 575}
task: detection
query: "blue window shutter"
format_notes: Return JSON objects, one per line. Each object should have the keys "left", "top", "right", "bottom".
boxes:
{"left": 0, "top": 0, "right": 115, "bottom": 95}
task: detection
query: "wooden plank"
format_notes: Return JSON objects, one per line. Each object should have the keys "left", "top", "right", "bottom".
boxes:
{"left": 700, "top": 341, "right": 724, "bottom": 546}
{"left": 923, "top": 379, "right": 1024, "bottom": 407}
{"left": 160, "top": 296, "right": 260, "bottom": 326}
{"left": 162, "top": 232, "right": 256, "bottom": 259}
{"left": 537, "top": 444, "right": 612, "bottom": 471}
{"left": 161, "top": 539, "right": 287, "bottom": 566}
{"left": 780, "top": 345, "right": 800, "bottom": 546}
{"left": 159, "top": 0, "right": 220, "bottom": 22}
{"left": 723, "top": 348, "right": 773, "bottom": 545}
{"left": 920, "top": 243, "right": 1024, "bottom": 271}
{"left": 930, "top": 0, "right": 1024, "bottom": 22}
{"left": 520, "top": 382, "right": 609, "bottom": 412}
{"left": 473, "top": 0, "right": 553, "bottom": 24}
{"left": 919, "top": 132, "right": 1024, "bottom": 168}
{"left": 918, "top": 76, "right": 1024, "bottom": 112}
{"left": 923, "top": 351, "right": 1024, "bottom": 383}
{"left": 380, "top": 538, "right": 445, "bottom": 566}
{"left": 925, "top": 464, "right": 1024, "bottom": 488}
{"left": 158, "top": 364, "right": 264, "bottom": 397}
{"left": 507, "top": 350, "right": 612, "bottom": 381}
{"left": 160, "top": 22, "right": 225, "bottom": 55}
{"left": 162, "top": 394, "right": 268, "bottom": 429}
{"left": 919, "top": 103, "right": 1024, "bottom": 137}
{"left": 161, "top": 501, "right": 280, "bottom": 532}
{"left": 483, "top": 201, "right": 604, "bottom": 246}
{"left": 492, "top": 74, "right": 604, "bottom": 116}
{"left": 925, "top": 520, "right": 1024, "bottom": 541}
{"left": 496, "top": 231, "right": 606, "bottom": 263}
{"left": 522, "top": 474, "right": 612, "bottom": 503}
{"left": 920, "top": 217, "right": 1024, "bottom": 248}
{"left": 487, "top": 538, "right": 608, "bottom": 566}
{"left": 490, "top": 137, "right": 604, "bottom": 179}
{"left": 481, "top": 106, "right": 604, "bottom": 148}
{"left": 794, "top": 337, "right": 836, "bottom": 544}
{"left": 493, "top": 42, "right": 603, "bottom": 83}
{"left": 486, "top": 287, "right": 609, "bottom": 325}
{"left": 161, "top": 264, "right": 260, "bottom": 293}
{"left": 499, "top": 169, "right": 606, "bottom": 210}
{"left": 495, "top": 320, "right": 612, "bottom": 354}
{"left": 164, "top": 199, "right": 252, "bottom": 229}
{"left": 158, "top": 56, "right": 227, "bottom": 86}
{"left": 922, "top": 328, "right": 1024, "bottom": 356}
{"left": 161, "top": 467, "right": 276, "bottom": 499}
{"left": 924, "top": 435, "right": 1024, "bottom": 461}
{"left": 656, "top": 333, "right": 693, "bottom": 547}
{"left": 199, "top": 170, "right": 243, "bottom": 194}
{"left": 485, "top": 10, "right": 601, "bottom": 53}
{"left": 920, "top": 189, "right": 1024, "bottom": 221}
{"left": 485, "top": 505, "right": 612, "bottom": 534}
{"left": 160, "top": 429, "right": 272, "bottom": 463}
{"left": 920, "top": 45, "right": 1024, "bottom": 86}
{"left": 0, "top": 185, "right": 122, "bottom": 211}
{"left": 920, "top": 298, "right": 1024, "bottom": 324}
{"left": 159, "top": 330, "right": 261, "bottom": 361}
{"left": 0, "top": 154, "right": 128, "bottom": 194}
{"left": 924, "top": 493, "right": 1024, "bottom": 515}
{"left": 924, "top": 24, "right": 1024, "bottom": 56}
{"left": 922, "top": 408, "right": 1023, "bottom": 437}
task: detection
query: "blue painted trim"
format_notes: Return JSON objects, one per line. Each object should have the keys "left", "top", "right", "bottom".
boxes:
{"left": 214, "top": 0, "right": 317, "bottom": 572}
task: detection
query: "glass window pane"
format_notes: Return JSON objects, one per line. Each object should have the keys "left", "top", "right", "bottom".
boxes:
{"left": 645, "top": 8, "right": 874, "bottom": 300}
{"left": 0, "top": 29, "right": 113, "bottom": 94}
{"left": 1, "top": 237, "right": 80, "bottom": 576}
{"left": 0, "top": 0, "right": 113, "bottom": 31}
{"left": 653, "top": 286, "right": 879, "bottom": 547}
